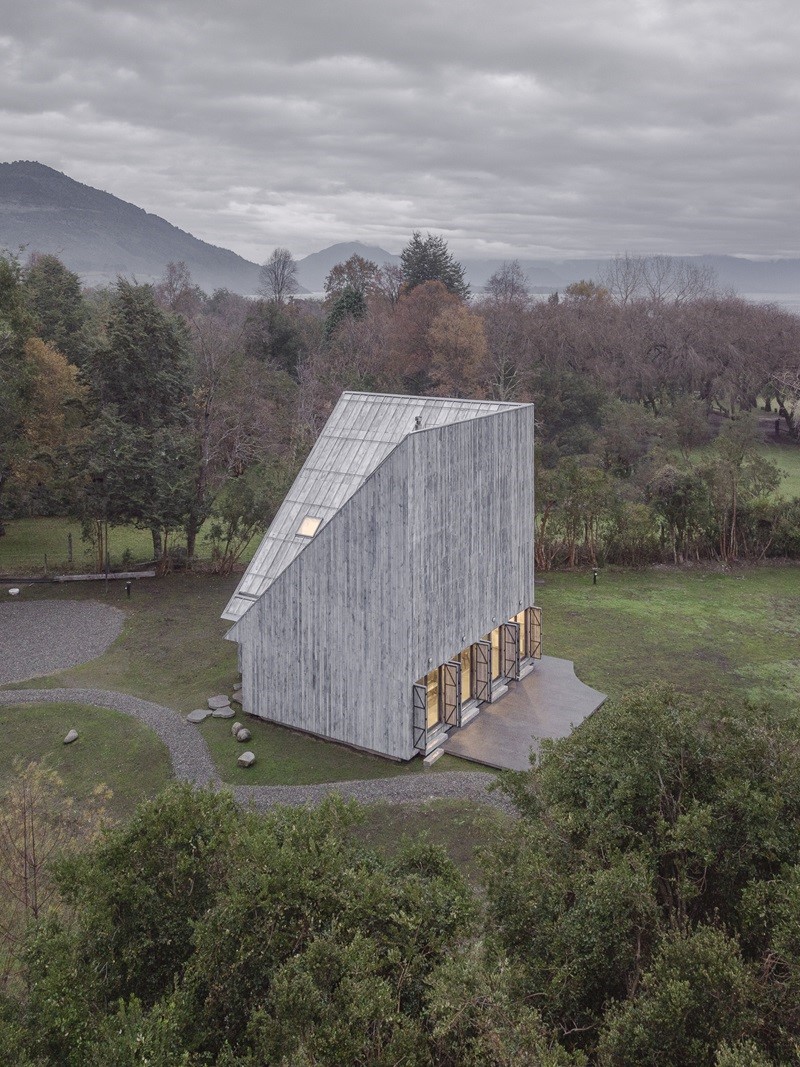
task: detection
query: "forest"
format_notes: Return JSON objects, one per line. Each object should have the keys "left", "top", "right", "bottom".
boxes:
{"left": 1, "top": 234, "right": 800, "bottom": 574}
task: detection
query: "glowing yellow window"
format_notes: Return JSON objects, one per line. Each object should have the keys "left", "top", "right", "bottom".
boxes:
{"left": 297, "top": 516, "right": 322, "bottom": 538}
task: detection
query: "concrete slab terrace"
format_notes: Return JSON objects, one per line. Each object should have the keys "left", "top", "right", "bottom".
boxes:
{"left": 443, "top": 655, "right": 606, "bottom": 772}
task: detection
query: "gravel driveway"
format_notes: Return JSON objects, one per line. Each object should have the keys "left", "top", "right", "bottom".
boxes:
{"left": 0, "top": 600, "right": 125, "bottom": 684}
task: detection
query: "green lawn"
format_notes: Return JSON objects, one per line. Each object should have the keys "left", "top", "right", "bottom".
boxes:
{"left": 536, "top": 564, "right": 800, "bottom": 708}
{"left": 199, "top": 714, "right": 478, "bottom": 786}
{"left": 759, "top": 442, "right": 800, "bottom": 498}
{"left": 0, "top": 702, "right": 172, "bottom": 821}
{"left": 0, "top": 516, "right": 262, "bottom": 575}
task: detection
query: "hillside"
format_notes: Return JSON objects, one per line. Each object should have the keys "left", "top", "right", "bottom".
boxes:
{"left": 0, "top": 161, "right": 264, "bottom": 294}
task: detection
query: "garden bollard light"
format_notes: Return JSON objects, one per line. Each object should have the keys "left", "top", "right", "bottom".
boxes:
{"left": 125, "top": 581, "right": 132, "bottom": 599}
{"left": 593, "top": 569, "right": 598, "bottom": 585}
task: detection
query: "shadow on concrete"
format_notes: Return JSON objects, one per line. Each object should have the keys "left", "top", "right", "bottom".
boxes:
{"left": 443, "top": 655, "right": 606, "bottom": 772}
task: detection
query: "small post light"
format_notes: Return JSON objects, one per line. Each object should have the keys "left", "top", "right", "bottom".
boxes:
{"left": 125, "top": 580, "right": 132, "bottom": 599}
{"left": 592, "top": 569, "right": 598, "bottom": 586}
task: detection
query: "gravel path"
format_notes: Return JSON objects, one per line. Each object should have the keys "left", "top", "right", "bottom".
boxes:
{"left": 0, "top": 687, "right": 218, "bottom": 787}
{"left": 0, "top": 600, "right": 125, "bottom": 684}
{"left": 0, "top": 688, "right": 512, "bottom": 812}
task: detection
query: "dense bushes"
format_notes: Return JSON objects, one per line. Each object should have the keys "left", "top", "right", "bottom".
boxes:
{"left": 3, "top": 689, "right": 800, "bottom": 1063}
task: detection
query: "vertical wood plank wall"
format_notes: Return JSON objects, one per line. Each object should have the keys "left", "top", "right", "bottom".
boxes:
{"left": 234, "top": 404, "right": 535, "bottom": 760}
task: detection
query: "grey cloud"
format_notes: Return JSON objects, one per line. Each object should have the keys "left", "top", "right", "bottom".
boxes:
{"left": 1, "top": 0, "right": 798, "bottom": 261}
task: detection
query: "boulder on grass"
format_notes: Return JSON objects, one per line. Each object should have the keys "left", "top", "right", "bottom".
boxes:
{"left": 212, "top": 707, "right": 235, "bottom": 719}
{"left": 63, "top": 729, "right": 78, "bottom": 745}
{"left": 237, "top": 750, "right": 256, "bottom": 768}
{"left": 208, "top": 695, "right": 230, "bottom": 710}
{"left": 236, "top": 727, "right": 251, "bottom": 743}
{"left": 187, "top": 709, "right": 210, "bottom": 723}
{"left": 231, "top": 721, "right": 243, "bottom": 736}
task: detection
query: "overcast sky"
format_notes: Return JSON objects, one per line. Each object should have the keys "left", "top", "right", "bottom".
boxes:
{"left": 3, "top": 0, "right": 798, "bottom": 262}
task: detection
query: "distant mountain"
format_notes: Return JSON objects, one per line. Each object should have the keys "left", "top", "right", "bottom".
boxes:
{"left": 0, "top": 161, "right": 265, "bottom": 294}
{"left": 3, "top": 162, "right": 798, "bottom": 303}
{"left": 295, "top": 241, "right": 400, "bottom": 292}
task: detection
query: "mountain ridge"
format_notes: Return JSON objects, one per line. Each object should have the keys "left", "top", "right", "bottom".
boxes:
{"left": 2, "top": 162, "right": 799, "bottom": 301}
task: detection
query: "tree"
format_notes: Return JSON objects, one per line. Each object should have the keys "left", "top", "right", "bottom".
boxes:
{"left": 374, "top": 261, "right": 404, "bottom": 306}
{"left": 478, "top": 262, "right": 532, "bottom": 400}
{"left": 427, "top": 304, "right": 488, "bottom": 398}
{"left": 323, "top": 254, "right": 380, "bottom": 303}
{"left": 12, "top": 338, "right": 87, "bottom": 513}
{"left": 205, "top": 461, "right": 293, "bottom": 575}
{"left": 0, "top": 760, "right": 109, "bottom": 988}
{"left": 484, "top": 686, "right": 800, "bottom": 1061}
{"left": 389, "top": 280, "right": 460, "bottom": 394}
{"left": 483, "top": 260, "right": 530, "bottom": 306}
{"left": 400, "top": 232, "right": 470, "bottom": 300}
{"left": 258, "top": 247, "right": 299, "bottom": 304}
{"left": 153, "top": 260, "right": 204, "bottom": 318}
{"left": 80, "top": 279, "right": 194, "bottom": 564}
{"left": 23, "top": 253, "right": 89, "bottom": 366}
{"left": 324, "top": 284, "right": 367, "bottom": 341}
{"left": 0, "top": 252, "right": 35, "bottom": 534}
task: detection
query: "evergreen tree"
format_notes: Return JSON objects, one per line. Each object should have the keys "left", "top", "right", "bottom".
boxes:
{"left": 79, "top": 280, "right": 194, "bottom": 564}
{"left": 23, "top": 254, "right": 89, "bottom": 366}
{"left": 400, "top": 231, "right": 470, "bottom": 300}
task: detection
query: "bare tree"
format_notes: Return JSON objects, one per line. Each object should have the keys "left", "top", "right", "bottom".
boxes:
{"left": 0, "top": 760, "right": 110, "bottom": 986}
{"left": 483, "top": 260, "right": 530, "bottom": 306}
{"left": 601, "top": 253, "right": 717, "bottom": 306}
{"left": 258, "top": 247, "right": 299, "bottom": 304}
{"left": 374, "top": 262, "right": 404, "bottom": 307}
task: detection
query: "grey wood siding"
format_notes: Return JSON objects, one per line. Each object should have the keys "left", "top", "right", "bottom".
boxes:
{"left": 235, "top": 403, "right": 535, "bottom": 760}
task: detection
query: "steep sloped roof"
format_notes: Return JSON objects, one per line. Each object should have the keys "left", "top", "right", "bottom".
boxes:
{"left": 222, "top": 391, "right": 527, "bottom": 622}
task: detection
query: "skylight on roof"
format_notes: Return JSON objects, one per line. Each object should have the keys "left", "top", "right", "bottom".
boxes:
{"left": 297, "top": 516, "right": 322, "bottom": 538}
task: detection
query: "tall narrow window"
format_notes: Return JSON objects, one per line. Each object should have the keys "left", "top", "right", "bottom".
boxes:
{"left": 426, "top": 669, "right": 440, "bottom": 728}
{"left": 459, "top": 646, "right": 473, "bottom": 703}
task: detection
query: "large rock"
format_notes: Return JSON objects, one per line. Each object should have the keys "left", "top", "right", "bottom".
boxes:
{"left": 63, "top": 728, "right": 78, "bottom": 745}
{"left": 231, "top": 689, "right": 243, "bottom": 705}
{"left": 187, "top": 709, "right": 210, "bottom": 723}
{"left": 208, "top": 695, "right": 230, "bottom": 710}
{"left": 237, "top": 750, "right": 256, "bottom": 768}
{"left": 236, "top": 727, "right": 252, "bottom": 743}
{"left": 212, "top": 706, "right": 235, "bottom": 719}
{"left": 231, "top": 721, "right": 243, "bottom": 736}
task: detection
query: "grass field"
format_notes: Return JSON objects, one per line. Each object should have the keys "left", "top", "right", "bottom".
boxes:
{"left": 537, "top": 564, "right": 800, "bottom": 708}
{"left": 0, "top": 702, "right": 172, "bottom": 821}
{"left": 0, "top": 516, "right": 262, "bottom": 575}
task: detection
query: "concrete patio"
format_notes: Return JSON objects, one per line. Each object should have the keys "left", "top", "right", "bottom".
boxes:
{"left": 443, "top": 655, "right": 606, "bottom": 771}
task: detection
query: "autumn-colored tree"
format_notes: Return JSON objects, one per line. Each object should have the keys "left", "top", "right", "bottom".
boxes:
{"left": 323, "top": 254, "right": 380, "bottom": 303}
{"left": 13, "top": 338, "right": 87, "bottom": 508}
{"left": 428, "top": 305, "right": 488, "bottom": 398}
{"left": 389, "top": 280, "right": 460, "bottom": 393}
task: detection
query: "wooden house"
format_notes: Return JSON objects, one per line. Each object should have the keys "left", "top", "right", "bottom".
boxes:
{"left": 222, "top": 391, "right": 540, "bottom": 761}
